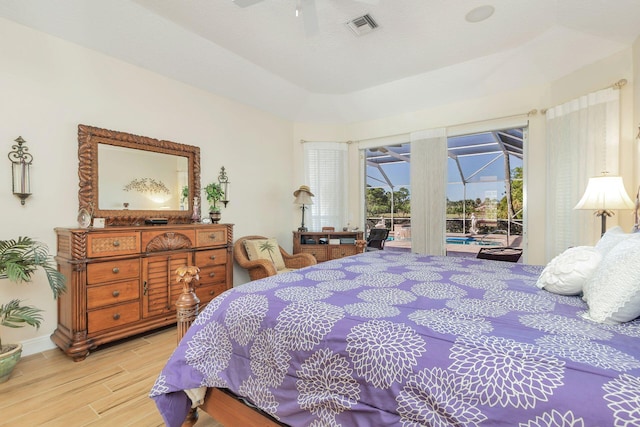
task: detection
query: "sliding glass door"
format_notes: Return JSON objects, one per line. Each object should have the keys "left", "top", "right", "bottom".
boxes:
{"left": 363, "top": 126, "right": 526, "bottom": 257}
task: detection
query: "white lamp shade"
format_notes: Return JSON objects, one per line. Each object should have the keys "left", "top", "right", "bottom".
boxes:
{"left": 574, "top": 176, "right": 635, "bottom": 211}
{"left": 294, "top": 192, "right": 313, "bottom": 205}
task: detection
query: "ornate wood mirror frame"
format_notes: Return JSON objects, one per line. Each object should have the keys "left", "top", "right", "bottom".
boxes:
{"left": 78, "top": 124, "right": 200, "bottom": 226}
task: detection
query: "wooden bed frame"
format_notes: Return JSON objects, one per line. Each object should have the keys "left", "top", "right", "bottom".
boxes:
{"left": 175, "top": 242, "right": 366, "bottom": 426}
{"left": 175, "top": 268, "right": 286, "bottom": 427}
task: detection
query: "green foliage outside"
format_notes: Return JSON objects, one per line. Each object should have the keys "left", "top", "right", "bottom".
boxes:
{"left": 498, "top": 167, "right": 523, "bottom": 220}
{"left": 365, "top": 186, "right": 411, "bottom": 216}
{"left": 365, "top": 167, "right": 523, "bottom": 234}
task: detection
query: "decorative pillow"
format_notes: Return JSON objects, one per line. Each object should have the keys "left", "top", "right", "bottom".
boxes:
{"left": 582, "top": 235, "right": 640, "bottom": 324}
{"left": 243, "top": 238, "right": 286, "bottom": 271}
{"left": 535, "top": 246, "right": 601, "bottom": 296}
{"left": 594, "top": 226, "right": 633, "bottom": 256}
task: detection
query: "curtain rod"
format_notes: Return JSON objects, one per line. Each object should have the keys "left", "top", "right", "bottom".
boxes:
{"left": 299, "top": 139, "right": 353, "bottom": 144}
{"left": 540, "top": 78, "right": 627, "bottom": 114}
{"left": 445, "top": 109, "right": 538, "bottom": 131}
{"left": 300, "top": 108, "right": 539, "bottom": 145}
{"left": 351, "top": 109, "right": 538, "bottom": 145}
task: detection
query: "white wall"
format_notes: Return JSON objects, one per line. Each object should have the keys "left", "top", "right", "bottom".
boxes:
{"left": 0, "top": 18, "right": 295, "bottom": 354}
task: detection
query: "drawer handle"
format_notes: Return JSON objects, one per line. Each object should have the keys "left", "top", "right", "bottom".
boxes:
{"left": 209, "top": 255, "right": 216, "bottom": 260}
{"left": 209, "top": 272, "right": 216, "bottom": 278}
{"left": 209, "top": 290, "right": 215, "bottom": 296}
{"left": 113, "top": 313, "right": 121, "bottom": 320}
{"left": 112, "top": 290, "right": 120, "bottom": 297}
{"left": 113, "top": 240, "right": 120, "bottom": 247}
{"left": 112, "top": 267, "right": 120, "bottom": 274}
{"left": 209, "top": 233, "right": 217, "bottom": 239}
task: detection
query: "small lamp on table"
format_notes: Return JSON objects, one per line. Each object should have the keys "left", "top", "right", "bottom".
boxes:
{"left": 293, "top": 185, "right": 314, "bottom": 232}
{"left": 574, "top": 174, "right": 635, "bottom": 236}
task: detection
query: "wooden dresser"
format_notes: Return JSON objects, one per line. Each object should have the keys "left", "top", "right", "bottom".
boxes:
{"left": 52, "top": 223, "right": 233, "bottom": 361}
{"left": 293, "top": 230, "right": 364, "bottom": 262}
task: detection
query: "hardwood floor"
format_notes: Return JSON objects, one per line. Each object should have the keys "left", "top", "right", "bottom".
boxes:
{"left": 0, "top": 327, "right": 223, "bottom": 427}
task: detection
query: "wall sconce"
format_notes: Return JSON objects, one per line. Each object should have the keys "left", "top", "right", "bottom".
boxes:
{"left": 218, "top": 166, "right": 230, "bottom": 207}
{"left": 8, "top": 136, "right": 33, "bottom": 205}
{"left": 293, "top": 185, "right": 314, "bottom": 231}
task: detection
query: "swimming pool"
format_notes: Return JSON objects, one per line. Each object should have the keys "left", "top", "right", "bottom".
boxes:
{"left": 446, "top": 236, "right": 501, "bottom": 246}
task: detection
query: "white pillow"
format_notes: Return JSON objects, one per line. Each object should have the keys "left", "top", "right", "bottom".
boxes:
{"left": 582, "top": 235, "right": 640, "bottom": 324}
{"left": 536, "top": 246, "right": 601, "bottom": 295}
{"left": 595, "top": 226, "right": 633, "bottom": 256}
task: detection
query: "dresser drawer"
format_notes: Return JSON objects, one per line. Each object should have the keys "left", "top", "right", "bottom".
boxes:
{"left": 299, "top": 246, "right": 328, "bottom": 262}
{"left": 195, "top": 248, "right": 227, "bottom": 268}
{"left": 87, "top": 259, "right": 140, "bottom": 284}
{"left": 142, "top": 229, "right": 196, "bottom": 252}
{"left": 194, "top": 282, "right": 227, "bottom": 305}
{"left": 329, "top": 245, "right": 358, "bottom": 259}
{"left": 87, "top": 232, "right": 140, "bottom": 258}
{"left": 196, "top": 228, "right": 227, "bottom": 247}
{"left": 87, "top": 301, "right": 140, "bottom": 334}
{"left": 198, "top": 265, "right": 227, "bottom": 286}
{"left": 86, "top": 279, "right": 140, "bottom": 309}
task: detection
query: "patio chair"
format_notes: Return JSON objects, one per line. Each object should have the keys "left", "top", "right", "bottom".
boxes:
{"left": 366, "top": 228, "right": 389, "bottom": 251}
{"left": 476, "top": 246, "right": 523, "bottom": 263}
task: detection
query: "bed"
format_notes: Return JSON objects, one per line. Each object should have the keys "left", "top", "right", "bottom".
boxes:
{"left": 151, "top": 250, "right": 640, "bottom": 426}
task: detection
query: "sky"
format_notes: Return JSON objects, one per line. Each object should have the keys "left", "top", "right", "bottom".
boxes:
{"left": 366, "top": 152, "right": 523, "bottom": 202}
{"left": 367, "top": 128, "right": 523, "bottom": 201}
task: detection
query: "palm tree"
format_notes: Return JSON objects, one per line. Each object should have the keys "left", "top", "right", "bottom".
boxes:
{"left": 259, "top": 240, "right": 277, "bottom": 265}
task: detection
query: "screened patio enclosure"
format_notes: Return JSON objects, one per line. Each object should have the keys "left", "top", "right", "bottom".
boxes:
{"left": 365, "top": 127, "right": 525, "bottom": 246}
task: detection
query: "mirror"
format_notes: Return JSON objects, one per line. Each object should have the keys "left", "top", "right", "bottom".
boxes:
{"left": 78, "top": 124, "right": 200, "bottom": 226}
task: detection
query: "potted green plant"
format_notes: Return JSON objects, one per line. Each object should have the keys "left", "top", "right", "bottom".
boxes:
{"left": 0, "top": 237, "right": 66, "bottom": 383}
{"left": 203, "top": 182, "right": 225, "bottom": 223}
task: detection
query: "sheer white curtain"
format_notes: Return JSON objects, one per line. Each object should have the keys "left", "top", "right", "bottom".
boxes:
{"left": 545, "top": 88, "right": 620, "bottom": 259}
{"left": 410, "top": 128, "right": 448, "bottom": 255}
{"left": 303, "top": 142, "right": 348, "bottom": 231}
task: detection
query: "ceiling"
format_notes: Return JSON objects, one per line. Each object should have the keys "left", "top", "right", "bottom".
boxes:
{"left": 1, "top": 0, "right": 639, "bottom": 122}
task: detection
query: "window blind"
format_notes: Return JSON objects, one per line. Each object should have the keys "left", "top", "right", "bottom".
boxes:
{"left": 304, "top": 142, "right": 348, "bottom": 231}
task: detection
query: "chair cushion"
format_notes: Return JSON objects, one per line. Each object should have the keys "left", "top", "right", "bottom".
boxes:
{"left": 243, "top": 238, "right": 286, "bottom": 271}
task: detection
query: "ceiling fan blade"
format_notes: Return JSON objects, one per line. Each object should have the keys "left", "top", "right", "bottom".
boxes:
{"left": 301, "top": 0, "right": 319, "bottom": 36}
{"left": 232, "top": 0, "right": 263, "bottom": 7}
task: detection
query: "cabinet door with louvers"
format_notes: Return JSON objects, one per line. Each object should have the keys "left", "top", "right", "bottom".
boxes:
{"left": 142, "top": 253, "right": 191, "bottom": 318}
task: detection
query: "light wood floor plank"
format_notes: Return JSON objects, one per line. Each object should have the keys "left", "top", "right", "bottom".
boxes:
{"left": 39, "top": 405, "right": 100, "bottom": 427}
{"left": 0, "top": 327, "right": 225, "bottom": 426}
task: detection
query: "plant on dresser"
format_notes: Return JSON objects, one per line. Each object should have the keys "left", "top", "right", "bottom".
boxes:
{"left": 51, "top": 223, "right": 233, "bottom": 361}
{"left": 0, "top": 237, "right": 66, "bottom": 382}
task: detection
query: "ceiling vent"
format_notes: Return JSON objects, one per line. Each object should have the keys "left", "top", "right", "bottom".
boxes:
{"left": 346, "top": 14, "right": 379, "bottom": 36}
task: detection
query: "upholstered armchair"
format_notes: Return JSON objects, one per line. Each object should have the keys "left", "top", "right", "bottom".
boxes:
{"left": 234, "top": 235, "right": 317, "bottom": 281}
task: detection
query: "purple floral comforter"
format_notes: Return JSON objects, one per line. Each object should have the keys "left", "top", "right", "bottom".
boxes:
{"left": 151, "top": 252, "right": 640, "bottom": 426}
